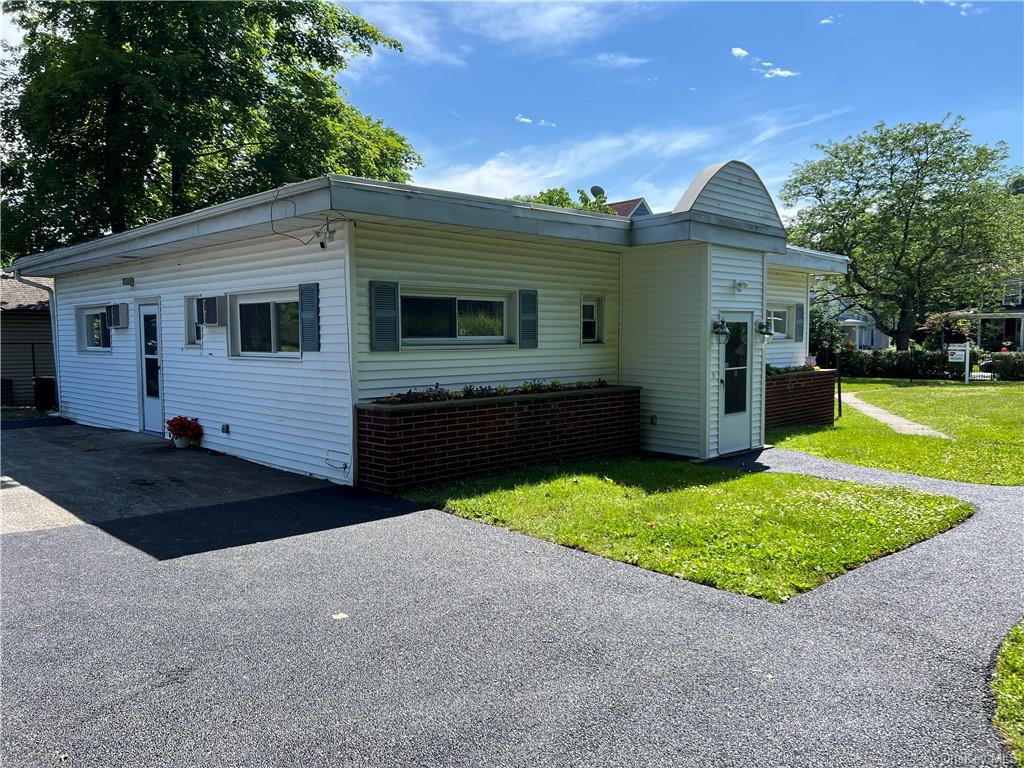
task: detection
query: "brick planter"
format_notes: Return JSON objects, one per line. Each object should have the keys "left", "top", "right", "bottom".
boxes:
{"left": 356, "top": 386, "right": 641, "bottom": 493}
{"left": 764, "top": 369, "right": 836, "bottom": 429}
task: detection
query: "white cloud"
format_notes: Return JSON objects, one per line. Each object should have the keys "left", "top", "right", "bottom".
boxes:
{"left": 450, "top": 3, "right": 628, "bottom": 48}
{"left": 537, "top": 119, "right": 557, "bottom": 128}
{"left": 415, "top": 127, "right": 713, "bottom": 199}
{"left": 589, "top": 51, "right": 651, "bottom": 68}
{"left": 354, "top": 4, "right": 468, "bottom": 67}
{"left": 763, "top": 67, "right": 800, "bottom": 79}
{"left": 819, "top": 16, "right": 834, "bottom": 24}
{"left": 515, "top": 114, "right": 558, "bottom": 128}
{"left": 515, "top": 114, "right": 533, "bottom": 124}
{"left": 731, "top": 47, "right": 750, "bottom": 59}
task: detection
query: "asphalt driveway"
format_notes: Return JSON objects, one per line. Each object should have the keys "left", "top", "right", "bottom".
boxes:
{"left": 2, "top": 421, "right": 1022, "bottom": 767}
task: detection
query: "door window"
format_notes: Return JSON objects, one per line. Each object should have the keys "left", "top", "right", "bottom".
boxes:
{"left": 723, "top": 321, "right": 748, "bottom": 415}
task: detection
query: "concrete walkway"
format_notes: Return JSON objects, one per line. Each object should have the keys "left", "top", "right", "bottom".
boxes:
{"left": 2, "top": 423, "right": 1022, "bottom": 767}
{"left": 841, "top": 391, "right": 951, "bottom": 438}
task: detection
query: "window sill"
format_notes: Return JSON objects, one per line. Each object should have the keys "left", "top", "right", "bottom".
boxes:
{"left": 78, "top": 348, "right": 112, "bottom": 354}
{"left": 229, "top": 353, "right": 302, "bottom": 361}
{"left": 400, "top": 341, "right": 515, "bottom": 351}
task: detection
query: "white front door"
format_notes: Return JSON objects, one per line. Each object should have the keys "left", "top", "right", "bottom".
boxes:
{"left": 719, "top": 313, "right": 752, "bottom": 455}
{"left": 139, "top": 303, "right": 163, "bottom": 434}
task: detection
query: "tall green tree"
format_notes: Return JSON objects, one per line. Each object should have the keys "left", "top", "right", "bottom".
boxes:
{"left": 782, "top": 116, "right": 1024, "bottom": 349}
{"left": 511, "top": 187, "right": 615, "bottom": 214}
{"left": 1, "top": 1, "right": 420, "bottom": 263}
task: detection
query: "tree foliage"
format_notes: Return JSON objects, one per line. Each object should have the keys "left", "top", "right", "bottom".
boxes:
{"left": 1, "top": 0, "right": 421, "bottom": 263}
{"left": 511, "top": 187, "right": 615, "bottom": 214}
{"left": 782, "top": 116, "right": 1024, "bottom": 349}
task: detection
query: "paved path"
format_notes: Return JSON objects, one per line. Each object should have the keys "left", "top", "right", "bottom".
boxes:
{"left": 840, "top": 391, "right": 951, "bottom": 438}
{"left": 2, "top": 424, "right": 1022, "bottom": 767}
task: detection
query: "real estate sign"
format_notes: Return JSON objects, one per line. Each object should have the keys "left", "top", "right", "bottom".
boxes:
{"left": 946, "top": 343, "right": 970, "bottom": 384}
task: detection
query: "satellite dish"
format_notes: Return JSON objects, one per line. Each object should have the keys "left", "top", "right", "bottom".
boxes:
{"left": 590, "top": 185, "right": 605, "bottom": 198}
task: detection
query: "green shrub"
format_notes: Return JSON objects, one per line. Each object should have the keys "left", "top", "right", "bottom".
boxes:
{"left": 839, "top": 349, "right": 946, "bottom": 379}
{"left": 989, "top": 352, "right": 1024, "bottom": 381}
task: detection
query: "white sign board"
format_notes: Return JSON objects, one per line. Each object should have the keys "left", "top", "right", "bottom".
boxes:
{"left": 947, "top": 345, "right": 967, "bottom": 363}
{"left": 946, "top": 343, "right": 970, "bottom": 383}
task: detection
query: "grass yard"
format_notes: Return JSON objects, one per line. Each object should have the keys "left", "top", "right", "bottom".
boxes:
{"left": 770, "top": 380, "right": 1024, "bottom": 486}
{"left": 993, "top": 622, "right": 1024, "bottom": 764}
{"left": 406, "top": 457, "right": 971, "bottom": 602}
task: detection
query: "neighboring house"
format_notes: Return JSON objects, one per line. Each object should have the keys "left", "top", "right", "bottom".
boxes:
{"left": 951, "top": 276, "right": 1024, "bottom": 351}
{"left": 607, "top": 197, "right": 653, "bottom": 218}
{"left": 839, "top": 311, "right": 892, "bottom": 351}
{"left": 13, "top": 160, "right": 847, "bottom": 486}
{"left": 0, "top": 273, "right": 56, "bottom": 406}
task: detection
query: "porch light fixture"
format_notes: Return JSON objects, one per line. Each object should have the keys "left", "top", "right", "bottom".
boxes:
{"left": 733, "top": 280, "right": 749, "bottom": 294}
{"left": 713, "top": 319, "right": 731, "bottom": 344}
{"left": 757, "top": 320, "right": 774, "bottom": 345}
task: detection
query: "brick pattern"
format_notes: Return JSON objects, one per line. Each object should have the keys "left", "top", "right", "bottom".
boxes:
{"left": 356, "top": 387, "right": 641, "bottom": 493}
{"left": 764, "top": 369, "right": 836, "bottom": 429}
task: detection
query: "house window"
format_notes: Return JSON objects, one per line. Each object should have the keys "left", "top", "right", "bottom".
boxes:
{"left": 400, "top": 292, "right": 507, "bottom": 344}
{"left": 228, "top": 290, "right": 300, "bottom": 357}
{"left": 767, "top": 306, "right": 790, "bottom": 339}
{"left": 185, "top": 297, "right": 202, "bottom": 346}
{"left": 581, "top": 296, "right": 603, "bottom": 343}
{"left": 78, "top": 307, "right": 111, "bottom": 350}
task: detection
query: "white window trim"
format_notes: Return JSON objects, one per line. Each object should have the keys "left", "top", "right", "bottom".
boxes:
{"left": 227, "top": 288, "right": 301, "bottom": 359}
{"left": 76, "top": 305, "right": 112, "bottom": 352}
{"left": 399, "top": 287, "right": 513, "bottom": 347}
{"left": 184, "top": 296, "right": 203, "bottom": 347}
{"left": 580, "top": 294, "right": 604, "bottom": 345}
{"left": 767, "top": 305, "right": 792, "bottom": 340}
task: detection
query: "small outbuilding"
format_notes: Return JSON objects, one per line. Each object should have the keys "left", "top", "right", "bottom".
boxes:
{"left": 1, "top": 273, "right": 56, "bottom": 407}
{"left": 13, "top": 160, "right": 847, "bottom": 490}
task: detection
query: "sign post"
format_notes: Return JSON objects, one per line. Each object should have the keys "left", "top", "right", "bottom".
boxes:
{"left": 946, "top": 343, "right": 970, "bottom": 384}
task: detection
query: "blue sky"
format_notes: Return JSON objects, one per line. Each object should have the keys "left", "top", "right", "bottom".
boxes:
{"left": 342, "top": 1, "right": 1023, "bottom": 214}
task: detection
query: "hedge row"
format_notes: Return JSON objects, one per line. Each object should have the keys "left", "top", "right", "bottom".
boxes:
{"left": 836, "top": 349, "right": 1024, "bottom": 381}
{"left": 988, "top": 353, "right": 1024, "bottom": 381}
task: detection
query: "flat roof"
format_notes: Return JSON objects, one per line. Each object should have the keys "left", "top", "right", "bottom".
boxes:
{"left": 12, "top": 165, "right": 845, "bottom": 277}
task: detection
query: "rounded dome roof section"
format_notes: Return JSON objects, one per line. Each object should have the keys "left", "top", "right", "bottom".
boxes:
{"left": 673, "top": 160, "right": 784, "bottom": 229}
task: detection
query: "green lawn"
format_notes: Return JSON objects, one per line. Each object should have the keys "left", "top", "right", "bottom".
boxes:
{"left": 406, "top": 457, "right": 971, "bottom": 602}
{"left": 769, "top": 380, "right": 1024, "bottom": 485}
{"left": 993, "top": 622, "right": 1024, "bottom": 764}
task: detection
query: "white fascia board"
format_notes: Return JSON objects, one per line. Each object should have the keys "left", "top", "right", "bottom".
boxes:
{"left": 769, "top": 247, "right": 849, "bottom": 275}
{"left": 14, "top": 178, "right": 334, "bottom": 276}
{"left": 328, "top": 175, "right": 632, "bottom": 247}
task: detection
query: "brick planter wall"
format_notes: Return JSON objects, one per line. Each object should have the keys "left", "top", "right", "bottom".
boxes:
{"left": 356, "top": 386, "right": 641, "bottom": 493}
{"left": 764, "top": 369, "right": 836, "bottom": 429}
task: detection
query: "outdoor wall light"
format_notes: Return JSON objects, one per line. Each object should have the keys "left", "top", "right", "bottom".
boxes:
{"left": 733, "top": 280, "right": 749, "bottom": 293}
{"left": 713, "top": 319, "right": 731, "bottom": 344}
{"left": 756, "top": 320, "right": 774, "bottom": 345}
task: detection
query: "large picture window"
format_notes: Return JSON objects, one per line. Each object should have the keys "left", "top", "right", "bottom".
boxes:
{"left": 229, "top": 290, "right": 300, "bottom": 357}
{"left": 78, "top": 307, "right": 111, "bottom": 351}
{"left": 401, "top": 292, "right": 507, "bottom": 344}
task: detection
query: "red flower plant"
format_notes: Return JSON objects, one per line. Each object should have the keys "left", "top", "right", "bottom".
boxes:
{"left": 166, "top": 416, "right": 203, "bottom": 441}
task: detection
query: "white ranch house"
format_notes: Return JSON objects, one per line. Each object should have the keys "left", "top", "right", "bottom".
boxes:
{"left": 13, "top": 160, "right": 847, "bottom": 487}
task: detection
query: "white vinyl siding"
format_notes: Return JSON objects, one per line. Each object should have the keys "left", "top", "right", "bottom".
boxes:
{"left": 351, "top": 223, "right": 620, "bottom": 401}
{"left": 765, "top": 268, "right": 809, "bottom": 368}
{"left": 688, "top": 163, "right": 782, "bottom": 227}
{"left": 52, "top": 232, "right": 353, "bottom": 483}
{"left": 620, "top": 243, "right": 708, "bottom": 457}
{"left": 708, "top": 245, "right": 766, "bottom": 456}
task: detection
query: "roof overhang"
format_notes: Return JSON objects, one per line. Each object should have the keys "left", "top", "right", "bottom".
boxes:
{"left": 13, "top": 178, "right": 336, "bottom": 277}
{"left": 12, "top": 167, "right": 844, "bottom": 278}
{"left": 948, "top": 310, "right": 1024, "bottom": 320}
{"left": 768, "top": 246, "right": 849, "bottom": 275}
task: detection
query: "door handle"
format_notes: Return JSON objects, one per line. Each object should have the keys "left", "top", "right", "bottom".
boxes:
{"left": 720, "top": 378, "right": 725, "bottom": 386}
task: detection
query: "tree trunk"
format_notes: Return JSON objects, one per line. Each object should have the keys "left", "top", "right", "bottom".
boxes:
{"left": 101, "top": 6, "right": 128, "bottom": 233}
{"left": 170, "top": 159, "right": 187, "bottom": 217}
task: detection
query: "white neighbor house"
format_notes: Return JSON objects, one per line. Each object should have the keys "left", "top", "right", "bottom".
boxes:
{"left": 13, "top": 160, "right": 848, "bottom": 486}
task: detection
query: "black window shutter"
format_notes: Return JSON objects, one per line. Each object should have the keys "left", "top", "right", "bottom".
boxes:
{"left": 299, "top": 282, "right": 320, "bottom": 352}
{"left": 370, "top": 280, "right": 400, "bottom": 351}
{"left": 519, "top": 289, "right": 538, "bottom": 349}
{"left": 794, "top": 302, "right": 805, "bottom": 343}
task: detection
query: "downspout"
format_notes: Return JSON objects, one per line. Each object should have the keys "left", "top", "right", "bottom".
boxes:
{"left": 12, "top": 270, "right": 61, "bottom": 414}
